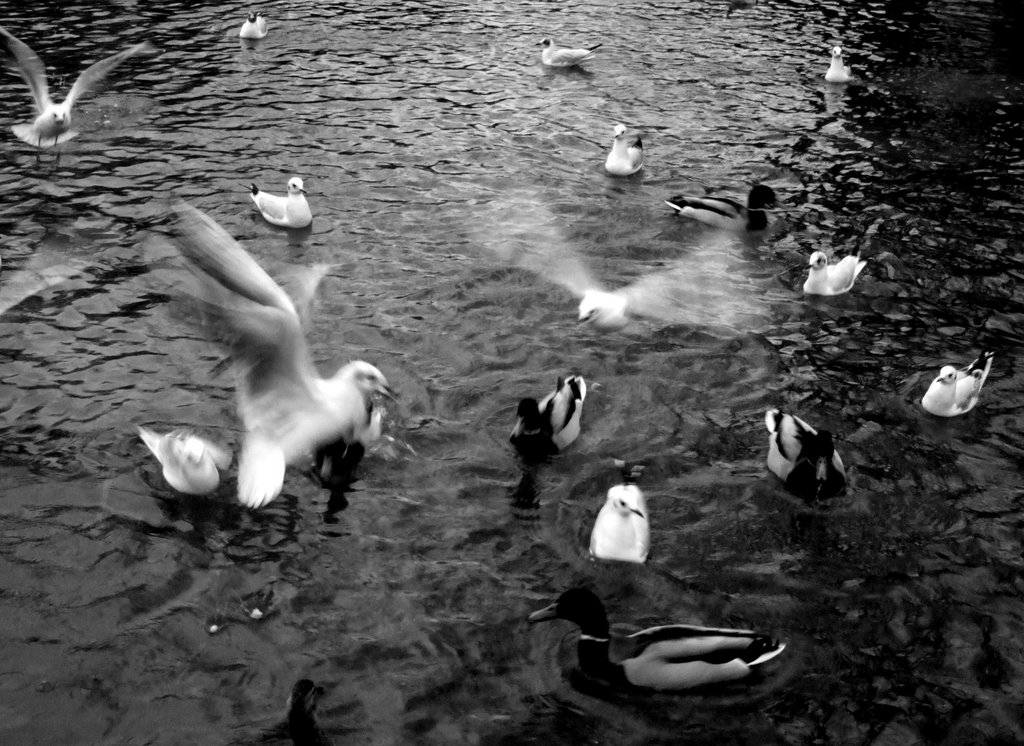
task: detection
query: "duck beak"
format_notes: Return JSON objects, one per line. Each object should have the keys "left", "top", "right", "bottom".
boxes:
{"left": 816, "top": 457, "right": 828, "bottom": 482}
{"left": 528, "top": 602, "right": 559, "bottom": 623}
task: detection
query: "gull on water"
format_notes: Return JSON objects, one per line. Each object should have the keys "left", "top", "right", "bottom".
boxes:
{"left": 171, "top": 203, "right": 393, "bottom": 508}
{"left": 802, "top": 250, "right": 866, "bottom": 296}
{"left": 540, "top": 38, "right": 601, "bottom": 68}
{"left": 0, "top": 24, "right": 154, "bottom": 147}
{"left": 665, "top": 184, "right": 777, "bottom": 232}
{"left": 510, "top": 374, "right": 586, "bottom": 460}
{"left": 921, "top": 350, "right": 994, "bottom": 417}
{"left": 605, "top": 123, "right": 643, "bottom": 176}
{"left": 589, "top": 461, "right": 649, "bottom": 564}
{"left": 825, "top": 46, "right": 853, "bottom": 84}
{"left": 137, "top": 427, "right": 232, "bottom": 495}
{"left": 239, "top": 11, "right": 268, "bottom": 40}
{"left": 251, "top": 177, "right": 312, "bottom": 228}
{"left": 765, "top": 408, "right": 846, "bottom": 500}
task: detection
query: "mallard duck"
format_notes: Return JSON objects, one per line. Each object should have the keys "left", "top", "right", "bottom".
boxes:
{"left": 250, "top": 177, "right": 312, "bottom": 228}
{"left": 590, "top": 461, "right": 649, "bottom": 563}
{"left": 137, "top": 427, "right": 231, "bottom": 495}
{"left": 528, "top": 588, "right": 786, "bottom": 690}
{"left": 921, "top": 350, "right": 994, "bottom": 417}
{"left": 764, "top": 408, "right": 846, "bottom": 500}
{"left": 665, "top": 185, "right": 777, "bottom": 231}
{"left": 510, "top": 375, "right": 586, "bottom": 459}
{"left": 825, "top": 46, "right": 853, "bottom": 84}
{"left": 802, "top": 251, "right": 866, "bottom": 295}
{"left": 313, "top": 395, "right": 384, "bottom": 487}
{"left": 540, "top": 38, "right": 601, "bottom": 67}
{"left": 172, "top": 203, "right": 394, "bottom": 508}
{"left": 288, "top": 679, "right": 334, "bottom": 746}
{"left": 0, "top": 25, "right": 154, "bottom": 147}
{"left": 605, "top": 123, "right": 643, "bottom": 176}
{"left": 239, "top": 11, "right": 268, "bottom": 40}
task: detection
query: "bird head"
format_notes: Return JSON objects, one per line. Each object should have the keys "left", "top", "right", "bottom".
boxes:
{"left": 337, "top": 360, "right": 396, "bottom": 400}
{"left": 287, "top": 177, "right": 307, "bottom": 196}
{"left": 935, "top": 365, "right": 958, "bottom": 386}
{"left": 831, "top": 46, "right": 844, "bottom": 58}
{"left": 540, "top": 38, "right": 552, "bottom": 48}
{"left": 748, "top": 184, "right": 777, "bottom": 210}
{"left": 288, "top": 679, "right": 323, "bottom": 719}
{"left": 528, "top": 587, "right": 609, "bottom": 635}
{"left": 808, "top": 251, "right": 828, "bottom": 271}
{"left": 609, "top": 484, "right": 645, "bottom": 518}
{"left": 514, "top": 398, "right": 546, "bottom": 432}
{"left": 612, "top": 123, "right": 627, "bottom": 140}
{"left": 578, "top": 290, "right": 626, "bottom": 330}
{"left": 246, "top": 11, "right": 256, "bottom": 22}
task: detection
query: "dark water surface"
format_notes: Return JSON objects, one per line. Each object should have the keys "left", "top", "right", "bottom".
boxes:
{"left": 1, "top": 0, "right": 1023, "bottom": 743}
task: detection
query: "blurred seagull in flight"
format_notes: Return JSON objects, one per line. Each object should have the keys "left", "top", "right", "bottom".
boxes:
{"left": 921, "top": 350, "right": 994, "bottom": 417}
{"left": 825, "top": 46, "right": 853, "bottom": 84}
{"left": 0, "top": 24, "right": 153, "bottom": 147}
{"left": 802, "top": 251, "right": 866, "bottom": 296}
{"left": 137, "top": 427, "right": 232, "bottom": 495}
{"left": 540, "top": 38, "right": 601, "bottom": 68}
{"left": 239, "top": 10, "right": 268, "bottom": 40}
{"left": 251, "top": 177, "right": 312, "bottom": 228}
{"left": 172, "top": 203, "right": 394, "bottom": 508}
{"left": 605, "top": 123, "right": 643, "bottom": 176}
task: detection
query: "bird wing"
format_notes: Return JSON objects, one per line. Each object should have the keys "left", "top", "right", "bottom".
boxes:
{"left": 665, "top": 195, "right": 742, "bottom": 218}
{"left": 64, "top": 41, "right": 154, "bottom": 110}
{"left": 827, "top": 255, "right": 866, "bottom": 292}
{"left": 253, "top": 191, "right": 288, "bottom": 223}
{"left": 549, "top": 47, "right": 596, "bottom": 65}
{"left": 0, "top": 24, "right": 50, "bottom": 112}
{"left": 237, "top": 430, "right": 286, "bottom": 507}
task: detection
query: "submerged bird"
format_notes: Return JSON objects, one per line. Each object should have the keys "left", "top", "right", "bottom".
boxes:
{"left": 137, "top": 427, "right": 232, "bottom": 495}
{"left": 528, "top": 588, "right": 786, "bottom": 690}
{"left": 288, "top": 679, "right": 334, "bottom": 746}
{"left": 0, "top": 25, "right": 154, "bottom": 147}
{"left": 251, "top": 177, "right": 312, "bottom": 228}
{"left": 172, "top": 202, "right": 394, "bottom": 508}
{"left": 921, "top": 350, "right": 994, "bottom": 417}
{"left": 605, "top": 123, "right": 643, "bottom": 176}
{"left": 665, "top": 184, "right": 777, "bottom": 231}
{"left": 802, "top": 251, "right": 866, "bottom": 296}
{"left": 540, "top": 37, "right": 602, "bottom": 68}
{"left": 726, "top": 0, "right": 758, "bottom": 17}
{"left": 589, "top": 461, "right": 649, "bottom": 563}
{"left": 824, "top": 46, "right": 853, "bottom": 84}
{"left": 510, "top": 375, "right": 587, "bottom": 459}
{"left": 239, "top": 10, "right": 268, "bottom": 40}
{"left": 764, "top": 408, "right": 846, "bottom": 500}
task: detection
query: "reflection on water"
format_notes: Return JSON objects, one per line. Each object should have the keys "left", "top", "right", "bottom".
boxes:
{"left": 1, "top": 0, "right": 1023, "bottom": 743}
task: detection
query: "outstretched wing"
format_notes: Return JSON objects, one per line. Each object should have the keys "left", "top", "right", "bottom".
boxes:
{"left": 65, "top": 41, "right": 154, "bottom": 110}
{"left": 0, "top": 24, "right": 51, "bottom": 112}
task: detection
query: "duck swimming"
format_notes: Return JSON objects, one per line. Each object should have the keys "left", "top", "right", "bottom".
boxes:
{"left": 251, "top": 177, "right": 313, "bottom": 228}
{"left": 825, "top": 46, "right": 853, "bottom": 84}
{"left": 239, "top": 11, "right": 268, "bottom": 40}
{"left": 540, "top": 38, "right": 602, "bottom": 68}
{"left": 605, "top": 123, "right": 643, "bottom": 176}
{"left": 288, "top": 679, "right": 334, "bottom": 746}
{"left": 589, "top": 461, "right": 649, "bottom": 564}
{"left": 665, "top": 184, "right": 777, "bottom": 231}
{"left": 921, "top": 350, "right": 994, "bottom": 417}
{"left": 764, "top": 408, "right": 846, "bottom": 500}
{"left": 528, "top": 588, "right": 786, "bottom": 690}
{"left": 137, "top": 427, "right": 232, "bottom": 495}
{"left": 510, "top": 375, "right": 586, "bottom": 460}
{"left": 802, "top": 251, "right": 866, "bottom": 296}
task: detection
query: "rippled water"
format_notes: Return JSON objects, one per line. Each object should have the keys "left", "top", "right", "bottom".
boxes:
{"left": 1, "top": 0, "right": 1023, "bottom": 743}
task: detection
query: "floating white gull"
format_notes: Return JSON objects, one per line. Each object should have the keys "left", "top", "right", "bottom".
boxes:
{"left": 825, "top": 46, "right": 853, "bottom": 84}
{"left": 589, "top": 461, "right": 649, "bottom": 564}
{"left": 0, "top": 24, "right": 153, "bottom": 147}
{"left": 251, "top": 177, "right": 312, "bottom": 228}
{"left": 137, "top": 427, "right": 232, "bottom": 495}
{"left": 172, "top": 203, "right": 393, "bottom": 508}
{"left": 540, "top": 38, "right": 601, "bottom": 68}
{"left": 239, "top": 11, "right": 268, "bottom": 40}
{"left": 802, "top": 251, "right": 866, "bottom": 296}
{"left": 921, "top": 350, "right": 994, "bottom": 417}
{"left": 605, "top": 123, "right": 643, "bottom": 176}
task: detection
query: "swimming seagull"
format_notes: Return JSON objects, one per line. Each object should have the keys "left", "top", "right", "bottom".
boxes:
{"left": 921, "top": 350, "right": 994, "bottom": 417}
{"left": 605, "top": 123, "right": 643, "bottom": 176}
{"left": 510, "top": 374, "right": 587, "bottom": 460}
{"left": 764, "top": 408, "right": 846, "bottom": 500}
{"left": 825, "top": 46, "right": 853, "bottom": 84}
{"left": 540, "top": 38, "right": 602, "bottom": 68}
{"left": 802, "top": 251, "right": 866, "bottom": 296}
{"left": 137, "top": 427, "right": 232, "bottom": 495}
{"left": 589, "top": 461, "right": 649, "bottom": 563}
{"left": 665, "top": 185, "right": 777, "bottom": 232}
{"left": 239, "top": 10, "right": 268, "bottom": 40}
{"left": 171, "top": 202, "right": 394, "bottom": 508}
{"left": 0, "top": 25, "right": 154, "bottom": 147}
{"left": 251, "top": 177, "right": 312, "bottom": 228}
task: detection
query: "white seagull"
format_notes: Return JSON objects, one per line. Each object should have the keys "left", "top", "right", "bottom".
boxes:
{"left": 172, "top": 203, "right": 394, "bottom": 508}
{"left": 589, "top": 461, "right": 649, "bottom": 563}
{"left": 605, "top": 123, "right": 643, "bottom": 176}
{"left": 803, "top": 251, "right": 867, "bottom": 296}
{"left": 825, "top": 46, "right": 853, "bottom": 84}
{"left": 239, "top": 11, "right": 268, "bottom": 40}
{"left": 540, "top": 38, "right": 601, "bottom": 68}
{"left": 250, "top": 177, "right": 312, "bottom": 229}
{"left": 138, "top": 427, "right": 232, "bottom": 495}
{"left": 0, "top": 24, "right": 153, "bottom": 147}
{"left": 921, "top": 351, "right": 994, "bottom": 417}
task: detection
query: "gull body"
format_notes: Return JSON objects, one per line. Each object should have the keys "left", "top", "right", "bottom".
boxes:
{"left": 921, "top": 350, "right": 994, "bottom": 417}
{"left": 825, "top": 46, "right": 853, "bottom": 84}
{"left": 765, "top": 408, "right": 846, "bottom": 500}
{"left": 665, "top": 184, "right": 777, "bottom": 231}
{"left": 172, "top": 203, "right": 393, "bottom": 508}
{"left": 288, "top": 679, "right": 334, "bottom": 746}
{"left": 605, "top": 123, "right": 643, "bottom": 176}
{"left": 0, "top": 25, "right": 154, "bottom": 147}
{"left": 589, "top": 463, "right": 649, "bottom": 563}
{"left": 137, "top": 426, "right": 231, "bottom": 495}
{"left": 803, "top": 251, "right": 866, "bottom": 296}
{"left": 540, "top": 38, "right": 601, "bottom": 67}
{"left": 251, "top": 177, "right": 312, "bottom": 228}
{"left": 529, "top": 588, "right": 786, "bottom": 690}
{"left": 239, "top": 11, "right": 268, "bottom": 40}
{"left": 510, "top": 375, "right": 587, "bottom": 459}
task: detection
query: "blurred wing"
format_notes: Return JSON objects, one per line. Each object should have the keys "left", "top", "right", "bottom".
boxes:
{"left": 65, "top": 41, "right": 154, "bottom": 109}
{"left": 0, "top": 24, "right": 50, "bottom": 112}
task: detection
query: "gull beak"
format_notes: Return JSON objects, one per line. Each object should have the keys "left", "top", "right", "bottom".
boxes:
{"left": 630, "top": 508, "right": 645, "bottom": 519}
{"left": 300, "top": 189, "right": 308, "bottom": 196}
{"left": 379, "top": 384, "right": 398, "bottom": 401}
{"left": 528, "top": 602, "right": 558, "bottom": 623}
